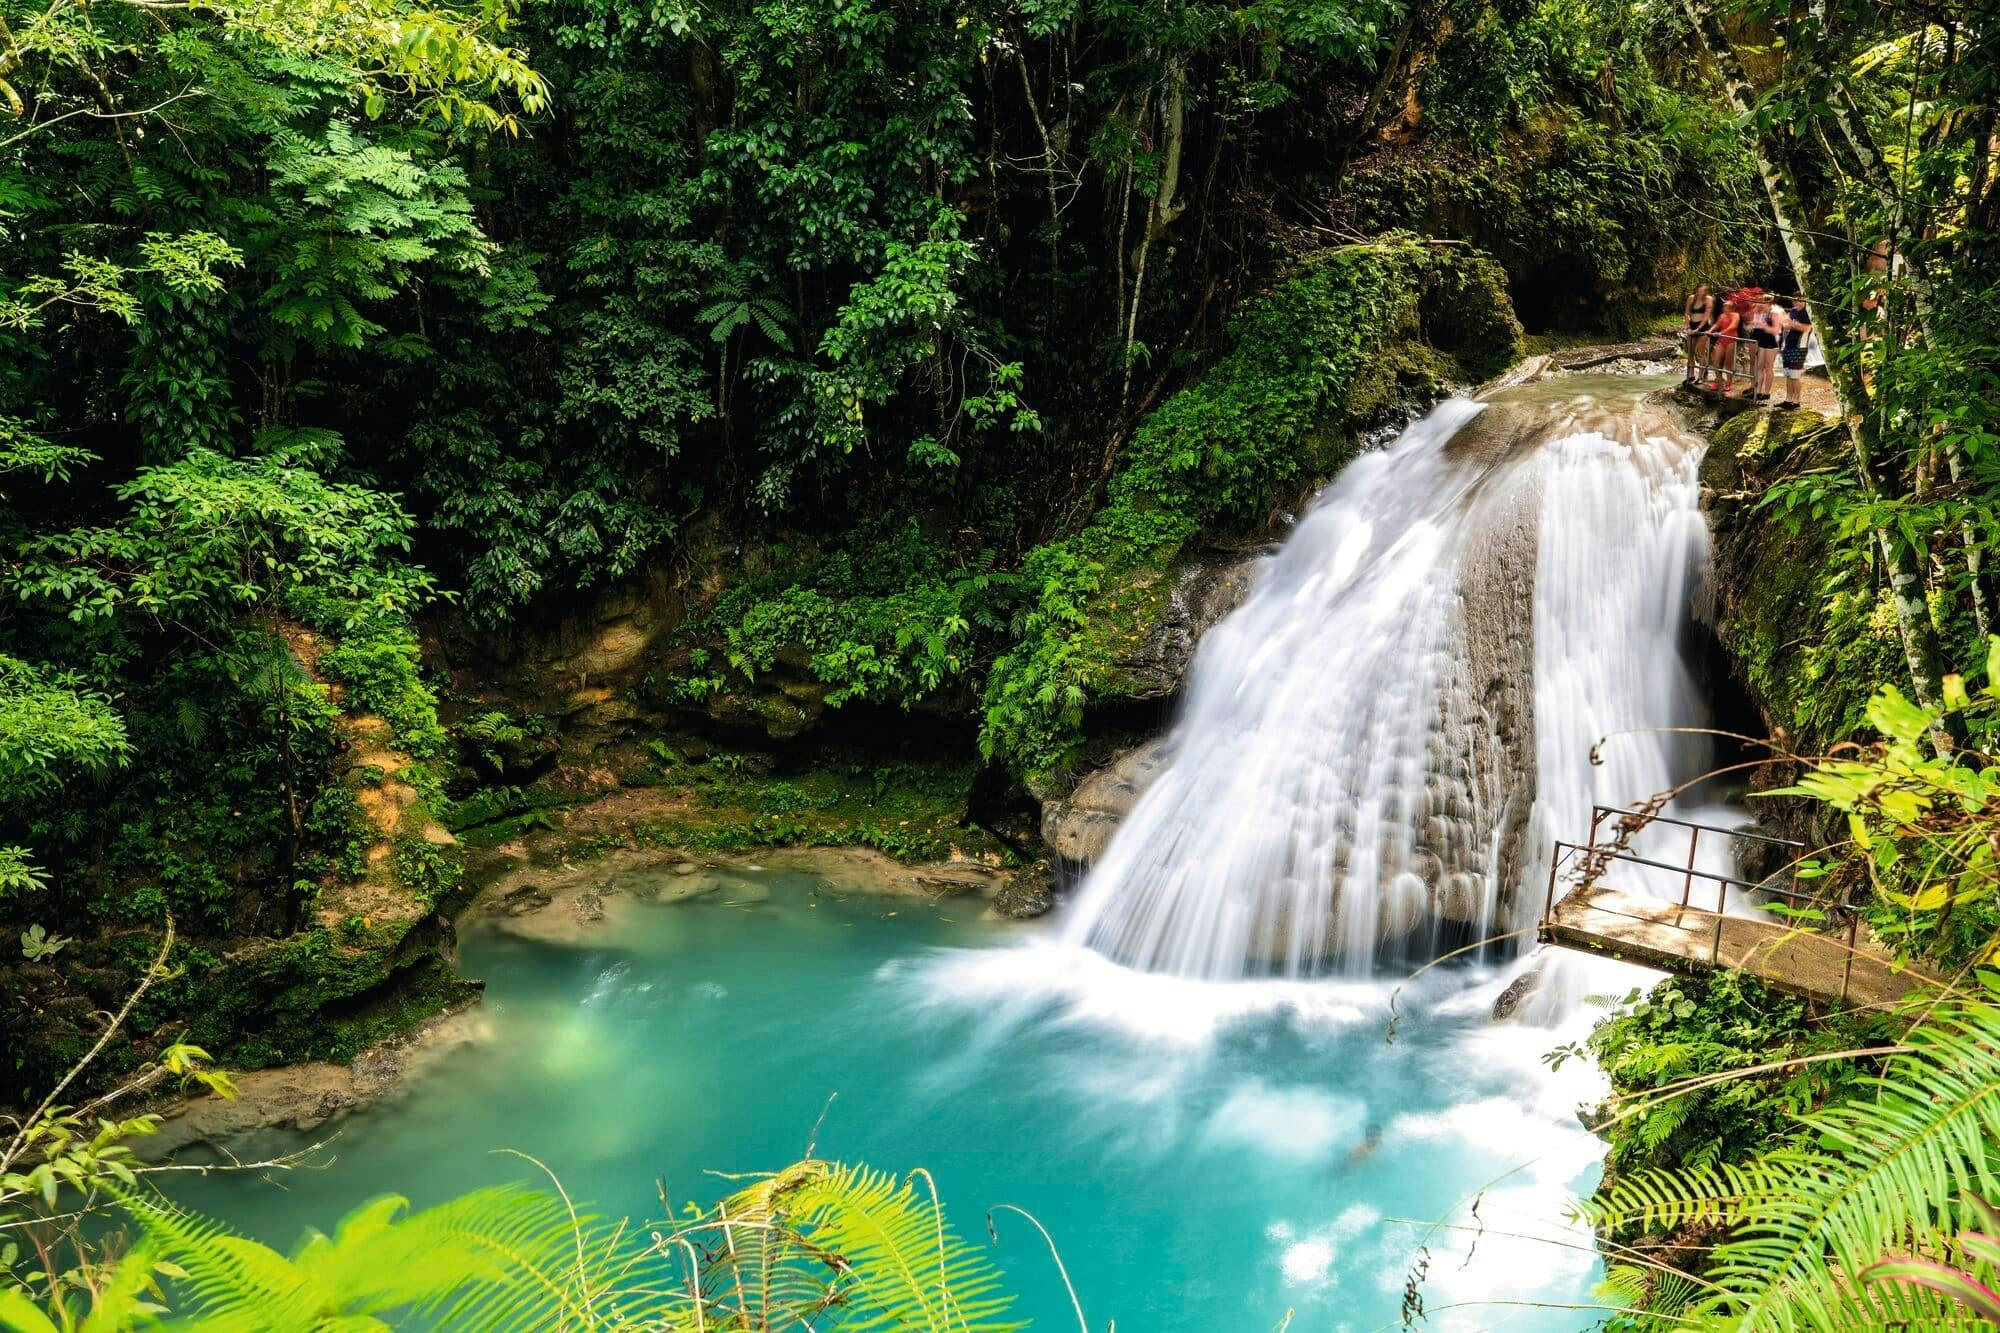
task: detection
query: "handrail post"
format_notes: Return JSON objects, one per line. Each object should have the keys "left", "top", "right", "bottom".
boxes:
{"left": 1543, "top": 844, "right": 1563, "bottom": 924}
{"left": 1712, "top": 879, "right": 1726, "bottom": 965}
{"left": 1681, "top": 825, "right": 1699, "bottom": 910}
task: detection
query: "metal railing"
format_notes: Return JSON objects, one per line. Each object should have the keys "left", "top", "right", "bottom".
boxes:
{"left": 1538, "top": 804, "right": 1865, "bottom": 1002}
{"left": 1679, "top": 328, "right": 1773, "bottom": 383}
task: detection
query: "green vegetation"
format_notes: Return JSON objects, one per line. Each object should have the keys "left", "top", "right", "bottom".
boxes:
{"left": 10, "top": 1150, "right": 1029, "bottom": 1332}
{"left": 1701, "top": 408, "right": 1909, "bottom": 752}
{"left": 633, "top": 756, "right": 1015, "bottom": 865}
{"left": 1579, "top": 645, "right": 2000, "bottom": 1324}
{"left": 449, "top": 752, "right": 1014, "bottom": 865}
{"left": 2, "top": 0, "right": 1765, "bottom": 1089}
{"left": 1588, "top": 992, "right": 2000, "bottom": 1328}
{"left": 649, "top": 517, "right": 1023, "bottom": 718}
{"left": 1557, "top": 972, "right": 1879, "bottom": 1177}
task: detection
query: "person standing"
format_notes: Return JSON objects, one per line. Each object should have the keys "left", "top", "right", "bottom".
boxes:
{"left": 1777, "top": 297, "right": 1812, "bottom": 409}
{"left": 1708, "top": 300, "right": 1742, "bottom": 392}
{"left": 1746, "top": 300, "right": 1780, "bottom": 401}
{"left": 1684, "top": 284, "right": 1716, "bottom": 385}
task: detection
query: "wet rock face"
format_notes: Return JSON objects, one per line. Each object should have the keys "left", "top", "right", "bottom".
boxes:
{"left": 1491, "top": 964, "right": 1542, "bottom": 1020}
{"left": 1438, "top": 453, "right": 1540, "bottom": 928}
{"left": 1034, "top": 551, "right": 1260, "bottom": 871}
{"left": 1040, "top": 740, "right": 1172, "bottom": 867}
{"left": 1104, "top": 552, "right": 1262, "bottom": 700}
{"left": 992, "top": 857, "right": 1056, "bottom": 919}
{"left": 1037, "top": 466, "right": 1541, "bottom": 947}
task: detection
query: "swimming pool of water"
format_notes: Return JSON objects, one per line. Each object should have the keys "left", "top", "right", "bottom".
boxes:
{"left": 170, "top": 862, "right": 1617, "bottom": 1331}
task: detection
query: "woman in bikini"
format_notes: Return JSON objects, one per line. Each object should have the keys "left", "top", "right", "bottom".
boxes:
{"left": 1746, "top": 301, "right": 1780, "bottom": 401}
{"left": 1708, "top": 300, "right": 1742, "bottom": 392}
{"left": 1684, "top": 284, "right": 1716, "bottom": 385}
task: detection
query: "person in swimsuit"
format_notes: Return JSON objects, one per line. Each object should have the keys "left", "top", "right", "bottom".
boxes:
{"left": 1708, "top": 301, "right": 1741, "bottom": 391}
{"left": 1746, "top": 301, "right": 1780, "bottom": 401}
{"left": 1777, "top": 297, "right": 1813, "bottom": 408}
{"left": 1684, "top": 284, "right": 1715, "bottom": 384}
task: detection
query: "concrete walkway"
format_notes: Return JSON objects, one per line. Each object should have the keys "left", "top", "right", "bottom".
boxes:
{"left": 1541, "top": 885, "right": 1937, "bottom": 1008}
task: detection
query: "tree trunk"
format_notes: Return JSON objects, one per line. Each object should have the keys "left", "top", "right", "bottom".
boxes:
{"left": 1676, "top": 0, "right": 1956, "bottom": 733}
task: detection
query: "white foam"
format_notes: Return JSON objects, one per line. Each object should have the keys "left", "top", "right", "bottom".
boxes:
{"left": 1267, "top": 1204, "right": 1384, "bottom": 1291}
{"left": 1203, "top": 1082, "right": 1367, "bottom": 1162}
{"left": 886, "top": 941, "right": 1392, "bottom": 1046}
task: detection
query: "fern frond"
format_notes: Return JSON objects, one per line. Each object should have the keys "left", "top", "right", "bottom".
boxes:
{"left": 124, "top": 1182, "right": 686, "bottom": 1331}
{"left": 791, "top": 1163, "right": 1024, "bottom": 1333}
{"left": 1595, "top": 998, "right": 2000, "bottom": 1332}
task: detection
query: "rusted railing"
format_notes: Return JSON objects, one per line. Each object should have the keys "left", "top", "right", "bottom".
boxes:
{"left": 1538, "top": 805, "right": 1864, "bottom": 1002}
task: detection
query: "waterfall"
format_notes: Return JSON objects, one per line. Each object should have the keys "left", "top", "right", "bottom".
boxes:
{"left": 1058, "top": 376, "right": 1718, "bottom": 983}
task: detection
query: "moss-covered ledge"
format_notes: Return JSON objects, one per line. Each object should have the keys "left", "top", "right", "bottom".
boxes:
{"left": 1699, "top": 408, "right": 1904, "bottom": 759}
{"left": 979, "top": 239, "right": 1525, "bottom": 789}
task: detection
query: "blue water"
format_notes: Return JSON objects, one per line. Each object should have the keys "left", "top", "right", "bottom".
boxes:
{"left": 171, "top": 864, "right": 1613, "bottom": 1331}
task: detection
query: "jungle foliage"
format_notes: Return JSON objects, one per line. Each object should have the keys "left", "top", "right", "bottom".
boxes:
{"left": 1588, "top": 990, "right": 2000, "bottom": 1330}
{"left": 1580, "top": 640, "right": 2000, "bottom": 1326}
{"left": 0, "top": 0, "right": 1763, "bottom": 1093}
{"left": 1573, "top": 0, "right": 2000, "bottom": 1310}
{"left": 1682, "top": 0, "right": 2000, "bottom": 721}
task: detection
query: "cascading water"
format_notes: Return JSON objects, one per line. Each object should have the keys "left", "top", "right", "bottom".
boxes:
{"left": 1060, "top": 374, "right": 1724, "bottom": 987}
{"left": 164, "top": 369, "right": 1746, "bottom": 1331}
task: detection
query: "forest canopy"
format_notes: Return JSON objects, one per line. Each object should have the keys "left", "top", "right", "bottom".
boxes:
{"left": 0, "top": 0, "right": 1761, "bottom": 999}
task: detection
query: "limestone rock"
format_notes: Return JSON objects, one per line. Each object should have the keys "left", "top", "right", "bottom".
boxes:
{"left": 1040, "top": 740, "right": 1171, "bottom": 866}
{"left": 1491, "top": 965, "right": 1542, "bottom": 1021}
{"left": 572, "top": 618, "right": 652, "bottom": 676}
{"left": 992, "top": 858, "right": 1056, "bottom": 919}
{"left": 1104, "top": 552, "right": 1261, "bottom": 699}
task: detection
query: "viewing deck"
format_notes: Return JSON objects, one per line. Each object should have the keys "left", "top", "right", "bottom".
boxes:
{"left": 1537, "top": 807, "right": 1938, "bottom": 1009}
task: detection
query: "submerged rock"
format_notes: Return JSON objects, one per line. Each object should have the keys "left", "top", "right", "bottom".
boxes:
{"left": 498, "top": 883, "right": 553, "bottom": 915}
{"left": 992, "top": 857, "right": 1056, "bottom": 919}
{"left": 1491, "top": 965, "right": 1543, "bottom": 1021}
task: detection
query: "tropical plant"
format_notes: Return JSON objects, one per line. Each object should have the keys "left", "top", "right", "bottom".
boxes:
{"left": 1552, "top": 972, "right": 1879, "bottom": 1177}
{"left": 7, "top": 1154, "right": 1034, "bottom": 1331}
{"left": 1, "top": 930, "right": 240, "bottom": 1315}
{"left": 1863, "top": 1193, "right": 2000, "bottom": 1325}
{"left": 1587, "top": 990, "right": 2000, "bottom": 1329}
{"left": 1771, "top": 636, "right": 2000, "bottom": 968}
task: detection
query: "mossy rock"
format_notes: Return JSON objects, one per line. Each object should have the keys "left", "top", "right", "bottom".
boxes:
{"left": 1419, "top": 251, "right": 1526, "bottom": 380}
{"left": 992, "top": 857, "right": 1055, "bottom": 918}
{"left": 1702, "top": 405, "right": 1846, "bottom": 489}
{"left": 194, "top": 921, "right": 476, "bottom": 1069}
{"left": 1700, "top": 408, "right": 1902, "bottom": 759}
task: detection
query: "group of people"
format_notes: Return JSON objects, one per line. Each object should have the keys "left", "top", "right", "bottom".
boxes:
{"left": 1681, "top": 284, "right": 1814, "bottom": 409}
